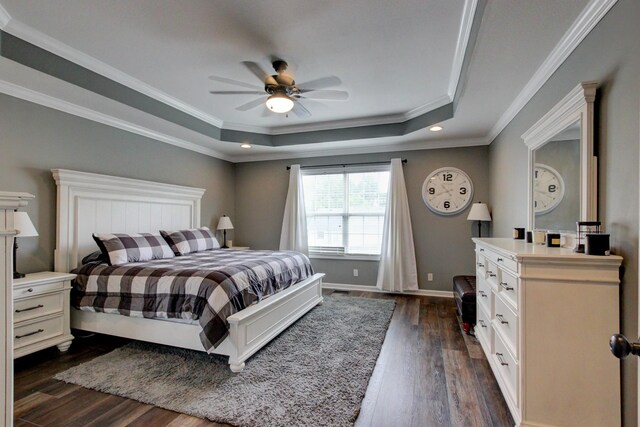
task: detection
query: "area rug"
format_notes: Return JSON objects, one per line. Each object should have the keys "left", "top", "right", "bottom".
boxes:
{"left": 55, "top": 295, "right": 395, "bottom": 427}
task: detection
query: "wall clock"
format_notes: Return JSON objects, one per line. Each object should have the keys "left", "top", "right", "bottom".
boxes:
{"left": 422, "top": 167, "right": 474, "bottom": 215}
{"left": 534, "top": 163, "right": 564, "bottom": 214}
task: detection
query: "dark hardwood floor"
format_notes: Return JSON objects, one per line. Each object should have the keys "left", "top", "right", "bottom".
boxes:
{"left": 13, "top": 291, "right": 514, "bottom": 427}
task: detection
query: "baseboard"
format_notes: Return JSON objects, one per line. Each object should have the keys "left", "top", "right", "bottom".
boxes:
{"left": 322, "top": 282, "right": 454, "bottom": 298}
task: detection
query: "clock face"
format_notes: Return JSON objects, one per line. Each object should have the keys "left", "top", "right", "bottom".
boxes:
{"left": 534, "top": 163, "right": 565, "bottom": 214}
{"left": 422, "top": 167, "right": 474, "bottom": 215}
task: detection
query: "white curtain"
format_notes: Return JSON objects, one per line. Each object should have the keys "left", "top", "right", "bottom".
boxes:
{"left": 279, "top": 164, "right": 309, "bottom": 254}
{"left": 376, "top": 158, "right": 418, "bottom": 291}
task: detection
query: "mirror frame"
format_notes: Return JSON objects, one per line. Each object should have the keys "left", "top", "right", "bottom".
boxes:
{"left": 522, "top": 81, "right": 597, "bottom": 231}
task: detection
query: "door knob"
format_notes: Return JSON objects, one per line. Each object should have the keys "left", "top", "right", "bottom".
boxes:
{"left": 610, "top": 334, "right": 640, "bottom": 359}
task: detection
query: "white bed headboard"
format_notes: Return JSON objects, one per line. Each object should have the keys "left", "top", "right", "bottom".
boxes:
{"left": 52, "top": 169, "right": 205, "bottom": 273}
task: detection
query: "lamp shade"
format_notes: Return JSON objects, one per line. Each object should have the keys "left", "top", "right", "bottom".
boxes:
{"left": 467, "top": 203, "right": 492, "bottom": 222}
{"left": 217, "top": 215, "right": 234, "bottom": 230}
{"left": 14, "top": 211, "right": 38, "bottom": 237}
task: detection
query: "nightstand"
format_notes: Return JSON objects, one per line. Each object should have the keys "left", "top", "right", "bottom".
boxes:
{"left": 13, "top": 272, "right": 76, "bottom": 358}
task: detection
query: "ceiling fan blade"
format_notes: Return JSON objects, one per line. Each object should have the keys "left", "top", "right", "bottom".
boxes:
{"left": 292, "top": 101, "right": 312, "bottom": 118}
{"left": 297, "top": 76, "right": 342, "bottom": 90}
{"left": 209, "top": 90, "right": 265, "bottom": 95}
{"left": 242, "top": 61, "right": 272, "bottom": 84}
{"left": 236, "top": 97, "right": 266, "bottom": 112}
{"left": 298, "top": 90, "right": 349, "bottom": 101}
{"left": 208, "top": 75, "right": 263, "bottom": 90}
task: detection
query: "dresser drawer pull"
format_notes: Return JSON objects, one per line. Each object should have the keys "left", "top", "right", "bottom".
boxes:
{"left": 497, "top": 257, "right": 503, "bottom": 262}
{"left": 479, "top": 319, "right": 487, "bottom": 328}
{"left": 496, "top": 352, "right": 509, "bottom": 366}
{"left": 27, "top": 288, "right": 34, "bottom": 293}
{"left": 15, "top": 304, "right": 44, "bottom": 313}
{"left": 500, "top": 282, "right": 514, "bottom": 291}
{"left": 489, "top": 273, "right": 497, "bottom": 278}
{"left": 496, "top": 313, "right": 509, "bottom": 324}
{"left": 479, "top": 291, "right": 487, "bottom": 298}
{"left": 16, "top": 329, "right": 44, "bottom": 339}
{"left": 479, "top": 248, "right": 484, "bottom": 252}
{"left": 477, "top": 263, "right": 484, "bottom": 267}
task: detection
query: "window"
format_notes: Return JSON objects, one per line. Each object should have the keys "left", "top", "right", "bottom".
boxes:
{"left": 302, "top": 166, "right": 390, "bottom": 257}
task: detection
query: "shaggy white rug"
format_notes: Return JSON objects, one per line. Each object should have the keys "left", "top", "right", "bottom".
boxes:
{"left": 55, "top": 295, "right": 395, "bottom": 427}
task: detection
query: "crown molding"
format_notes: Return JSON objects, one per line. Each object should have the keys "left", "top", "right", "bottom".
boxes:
{"left": 231, "top": 136, "right": 489, "bottom": 163}
{"left": 0, "top": 6, "right": 225, "bottom": 129}
{"left": 0, "top": 78, "right": 231, "bottom": 161}
{"left": 448, "top": 0, "right": 478, "bottom": 98}
{"left": 486, "top": 0, "right": 617, "bottom": 143}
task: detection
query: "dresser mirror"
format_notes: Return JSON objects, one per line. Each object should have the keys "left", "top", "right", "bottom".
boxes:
{"left": 522, "top": 81, "right": 598, "bottom": 233}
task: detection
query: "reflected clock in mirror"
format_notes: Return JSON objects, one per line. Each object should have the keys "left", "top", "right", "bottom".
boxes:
{"left": 534, "top": 163, "right": 564, "bottom": 214}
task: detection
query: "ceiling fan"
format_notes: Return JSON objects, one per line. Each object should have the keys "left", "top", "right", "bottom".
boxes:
{"left": 209, "top": 59, "right": 349, "bottom": 118}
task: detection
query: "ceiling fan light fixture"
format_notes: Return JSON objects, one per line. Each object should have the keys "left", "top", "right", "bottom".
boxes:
{"left": 266, "top": 93, "right": 294, "bottom": 113}
{"left": 430, "top": 125, "right": 443, "bottom": 132}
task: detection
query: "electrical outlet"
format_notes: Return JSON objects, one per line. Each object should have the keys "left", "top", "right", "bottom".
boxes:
{"left": 427, "top": 273, "right": 433, "bottom": 281}
{"left": 353, "top": 269, "right": 359, "bottom": 277}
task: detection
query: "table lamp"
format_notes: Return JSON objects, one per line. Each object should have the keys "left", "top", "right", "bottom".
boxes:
{"left": 467, "top": 202, "right": 492, "bottom": 238}
{"left": 217, "top": 215, "right": 234, "bottom": 248}
{"left": 13, "top": 211, "right": 39, "bottom": 279}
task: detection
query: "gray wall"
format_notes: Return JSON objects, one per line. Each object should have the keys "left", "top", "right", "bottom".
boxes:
{"left": 234, "top": 146, "right": 490, "bottom": 291}
{"left": 488, "top": 1, "right": 639, "bottom": 425}
{"left": 0, "top": 93, "right": 236, "bottom": 274}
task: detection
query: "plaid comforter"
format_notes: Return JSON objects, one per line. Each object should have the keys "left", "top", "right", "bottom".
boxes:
{"left": 72, "top": 249, "right": 314, "bottom": 351}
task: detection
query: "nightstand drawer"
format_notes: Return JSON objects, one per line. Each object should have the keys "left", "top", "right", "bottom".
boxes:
{"left": 14, "top": 315, "right": 64, "bottom": 349}
{"left": 14, "top": 280, "right": 65, "bottom": 298}
{"left": 14, "top": 293, "right": 64, "bottom": 323}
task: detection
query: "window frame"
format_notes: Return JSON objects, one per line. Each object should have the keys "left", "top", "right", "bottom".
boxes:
{"left": 302, "top": 164, "right": 390, "bottom": 261}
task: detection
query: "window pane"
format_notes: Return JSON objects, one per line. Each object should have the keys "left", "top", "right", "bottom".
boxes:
{"left": 308, "top": 215, "right": 343, "bottom": 249}
{"left": 303, "top": 174, "right": 344, "bottom": 214}
{"left": 347, "top": 214, "right": 384, "bottom": 255}
{"left": 348, "top": 172, "right": 389, "bottom": 214}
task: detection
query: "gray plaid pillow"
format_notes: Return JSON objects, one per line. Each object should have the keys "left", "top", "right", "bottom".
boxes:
{"left": 93, "top": 233, "right": 175, "bottom": 266}
{"left": 160, "top": 227, "right": 220, "bottom": 255}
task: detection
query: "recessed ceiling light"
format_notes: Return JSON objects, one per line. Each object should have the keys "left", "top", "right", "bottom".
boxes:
{"left": 430, "top": 125, "right": 443, "bottom": 132}
{"left": 240, "top": 143, "right": 252, "bottom": 149}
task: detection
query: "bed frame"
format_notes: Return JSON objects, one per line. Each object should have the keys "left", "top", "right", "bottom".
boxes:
{"left": 52, "top": 169, "right": 324, "bottom": 372}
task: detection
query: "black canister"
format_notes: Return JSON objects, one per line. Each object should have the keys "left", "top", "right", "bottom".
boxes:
{"left": 585, "top": 233, "right": 610, "bottom": 256}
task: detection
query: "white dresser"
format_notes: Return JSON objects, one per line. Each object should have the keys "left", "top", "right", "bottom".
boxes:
{"left": 13, "top": 272, "right": 75, "bottom": 358}
{"left": 473, "top": 238, "right": 622, "bottom": 427}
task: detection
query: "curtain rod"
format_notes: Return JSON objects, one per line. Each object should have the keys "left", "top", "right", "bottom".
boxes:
{"left": 286, "top": 159, "right": 407, "bottom": 170}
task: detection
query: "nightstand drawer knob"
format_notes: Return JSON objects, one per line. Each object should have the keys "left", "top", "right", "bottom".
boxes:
{"left": 27, "top": 288, "right": 34, "bottom": 293}
{"left": 15, "top": 304, "right": 44, "bottom": 313}
{"left": 16, "top": 329, "right": 44, "bottom": 339}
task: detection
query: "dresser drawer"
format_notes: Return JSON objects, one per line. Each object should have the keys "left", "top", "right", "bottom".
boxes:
{"left": 494, "top": 296, "right": 518, "bottom": 356}
{"left": 483, "top": 248, "right": 518, "bottom": 274}
{"left": 14, "top": 280, "right": 65, "bottom": 298}
{"left": 498, "top": 270, "right": 518, "bottom": 309}
{"left": 494, "top": 332, "right": 519, "bottom": 406}
{"left": 14, "top": 315, "right": 64, "bottom": 350}
{"left": 477, "top": 277, "right": 492, "bottom": 315}
{"left": 14, "top": 292, "right": 64, "bottom": 323}
{"left": 476, "top": 254, "right": 487, "bottom": 278}
{"left": 485, "top": 260, "right": 499, "bottom": 285}
{"left": 476, "top": 305, "right": 493, "bottom": 353}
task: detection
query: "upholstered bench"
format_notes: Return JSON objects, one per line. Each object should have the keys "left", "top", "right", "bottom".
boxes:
{"left": 453, "top": 275, "right": 476, "bottom": 334}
